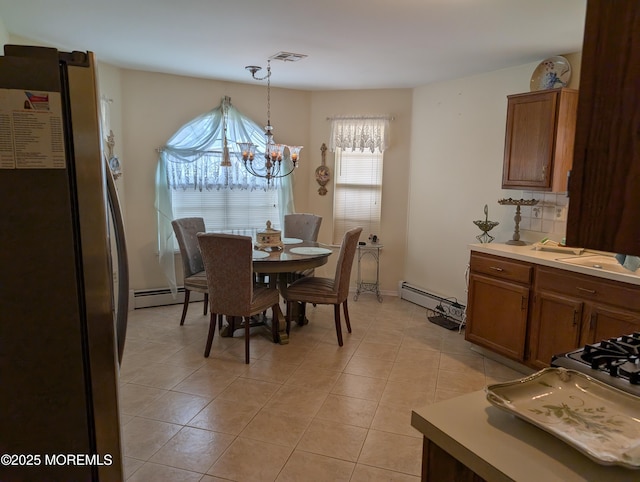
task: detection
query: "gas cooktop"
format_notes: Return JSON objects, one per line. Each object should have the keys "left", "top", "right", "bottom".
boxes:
{"left": 552, "top": 332, "right": 640, "bottom": 397}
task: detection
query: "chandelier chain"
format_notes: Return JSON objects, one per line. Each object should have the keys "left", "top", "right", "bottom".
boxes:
{"left": 238, "top": 58, "right": 302, "bottom": 185}
{"left": 266, "top": 60, "right": 271, "bottom": 127}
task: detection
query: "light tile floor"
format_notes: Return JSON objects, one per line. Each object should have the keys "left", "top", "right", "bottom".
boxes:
{"left": 120, "top": 296, "right": 527, "bottom": 481}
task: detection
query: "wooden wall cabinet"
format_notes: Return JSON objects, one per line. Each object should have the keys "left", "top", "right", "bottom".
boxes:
{"left": 502, "top": 88, "right": 578, "bottom": 192}
{"left": 567, "top": 0, "right": 640, "bottom": 256}
{"left": 465, "top": 253, "right": 532, "bottom": 361}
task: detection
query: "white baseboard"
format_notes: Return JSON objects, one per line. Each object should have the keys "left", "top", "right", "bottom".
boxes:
{"left": 399, "top": 281, "right": 465, "bottom": 322}
{"left": 131, "top": 287, "right": 204, "bottom": 309}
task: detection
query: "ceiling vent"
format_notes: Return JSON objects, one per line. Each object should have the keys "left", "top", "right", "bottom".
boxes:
{"left": 269, "top": 52, "right": 308, "bottom": 62}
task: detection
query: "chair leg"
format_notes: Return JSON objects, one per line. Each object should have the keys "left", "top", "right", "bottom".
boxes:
{"left": 297, "top": 302, "right": 308, "bottom": 326}
{"left": 285, "top": 301, "right": 292, "bottom": 325}
{"left": 244, "top": 316, "right": 251, "bottom": 364}
{"left": 270, "top": 304, "right": 282, "bottom": 343}
{"left": 203, "top": 293, "right": 209, "bottom": 315}
{"left": 281, "top": 303, "right": 291, "bottom": 336}
{"left": 204, "top": 312, "right": 217, "bottom": 357}
{"left": 343, "top": 300, "right": 352, "bottom": 333}
{"left": 334, "top": 304, "right": 343, "bottom": 346}
{"left": 180, "top": 289, "right": 191, "bottom": 325}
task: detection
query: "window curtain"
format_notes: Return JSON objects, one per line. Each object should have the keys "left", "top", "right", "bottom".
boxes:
{"left": 155, "top": 96, "right": 294, "bottom": 294}
{"left": 329, "top": 116, "right": 390, "bottom": 153}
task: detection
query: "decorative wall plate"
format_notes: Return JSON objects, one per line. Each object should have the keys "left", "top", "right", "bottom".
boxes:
{"left": 530, "top": 56, "right": 572, "bottom": 91}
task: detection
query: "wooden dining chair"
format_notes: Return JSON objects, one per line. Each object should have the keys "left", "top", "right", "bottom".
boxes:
{"left": 197, "top": 233, "right": 281, "bottom": 363}
{"left": 171, "top": 217, "right": 208, "bottom": 325}
{"left": 282, "top": 227, "right": 362, "bottom": 346}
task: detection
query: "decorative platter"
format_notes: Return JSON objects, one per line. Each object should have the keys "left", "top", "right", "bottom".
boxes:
{"left": 530, "top": 56, "right": 572, "bottom": 91}
{"left": 289, "top": 247, "right": 333, "bottom": 256}
{"left": 486, "top": 368, "right": 640, "bottom": 469}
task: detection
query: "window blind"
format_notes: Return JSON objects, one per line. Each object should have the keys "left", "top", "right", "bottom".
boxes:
{"left": 171, "top": 188, "right": 280, "bottom": 234}
{"left": 332, "top": 149, "right": 383, "bottom": 244}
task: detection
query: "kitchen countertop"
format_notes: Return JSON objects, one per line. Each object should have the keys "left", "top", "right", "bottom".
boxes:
{"left": 469, "top": 243, "right": 640, "bottom": 286}
{"left": 411, "top": 390, "right": 636, "bottom": 482}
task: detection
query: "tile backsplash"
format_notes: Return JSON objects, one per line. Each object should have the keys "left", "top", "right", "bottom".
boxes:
{"left": 519, "top": 191, "right": 569, "bottom": 239}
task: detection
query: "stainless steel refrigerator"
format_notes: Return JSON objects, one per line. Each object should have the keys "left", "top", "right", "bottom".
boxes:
{"left": 0, "top": 45, "right": 128, "bottom": 481}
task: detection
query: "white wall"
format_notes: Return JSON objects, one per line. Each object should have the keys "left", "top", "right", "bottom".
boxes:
{"left": 405, "top": 53, "right": 581, "bottom": 303}
{"left": 0, "top": 16, "right": 8, "bottom": 46}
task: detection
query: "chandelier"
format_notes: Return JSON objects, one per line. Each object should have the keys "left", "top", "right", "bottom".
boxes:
{"left": 238, "top": 60, "right": 302, "bottom": 184}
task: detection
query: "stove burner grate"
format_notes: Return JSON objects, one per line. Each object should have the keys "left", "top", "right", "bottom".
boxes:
{"left": 577, "top": 332, "right": 640, "bottom": 384}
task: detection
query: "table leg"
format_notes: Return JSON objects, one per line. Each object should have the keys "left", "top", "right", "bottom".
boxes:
{"left": 272, "top": 274, "right": 292, "bottom": 344}
{"left": 271, "top": 303, "right": 288, "bottom": 345}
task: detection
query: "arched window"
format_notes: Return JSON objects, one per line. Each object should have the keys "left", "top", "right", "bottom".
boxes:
{"left": 155, "top": 96, "right": 294, "bottom": 292}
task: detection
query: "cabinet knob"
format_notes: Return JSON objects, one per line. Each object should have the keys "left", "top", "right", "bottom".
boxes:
{"left": 489, "top": 266, "right": 504, "bottom": 272}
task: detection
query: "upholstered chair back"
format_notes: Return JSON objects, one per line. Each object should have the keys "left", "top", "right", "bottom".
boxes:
{"left": 197, "top": 233, "right": 254, "bottom": 317}
{"left": 284, "top": 213, "right": 322, "bottom": 242}
{"left": 333, "top": 227, "right": 363, "bottom": 302}
{"left": 172, "top": 217, "right": 206, "bottom": 277}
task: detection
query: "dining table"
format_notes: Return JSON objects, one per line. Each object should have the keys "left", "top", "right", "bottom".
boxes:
{"left": 215, "top": 230, "right": 334, "bottom": 344}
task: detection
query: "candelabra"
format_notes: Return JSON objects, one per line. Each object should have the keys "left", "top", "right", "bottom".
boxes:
{"left": 497, "top": 198, "right": 539, "bottom": 245}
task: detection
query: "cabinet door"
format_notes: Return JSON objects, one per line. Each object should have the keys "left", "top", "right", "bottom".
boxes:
{"left": 566, "top": 0, "right": 640, "bottom": 255}
{"left": 586, "top": 304, "right": 640, "bottom": 344}
{"left": 529, "top": 291, "right": 583, "bottom": 369}
{"left": 502, "top": 91, "right": 557, "bottom": 189}
{"left": 502, "top": 89, "right": 578, "bottom": 192}
{"left": 465, "top": 273, "right": 529, "bottom": 361}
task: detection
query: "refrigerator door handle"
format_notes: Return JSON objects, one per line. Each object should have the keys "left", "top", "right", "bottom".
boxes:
{"left": 105, "top": 158, "right": 129, "bottom": 364}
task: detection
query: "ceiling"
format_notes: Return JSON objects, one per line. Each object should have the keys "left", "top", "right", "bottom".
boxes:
{"left": 0, "top": 0, "right": 586, "bottom": 91}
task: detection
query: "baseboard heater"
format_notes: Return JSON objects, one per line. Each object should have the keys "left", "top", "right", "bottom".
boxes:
{"left": 132, "top": 287, "right": 205, "bottom": 309}
{"left": 399, "top": 281, "right": 465, "bottom": 323}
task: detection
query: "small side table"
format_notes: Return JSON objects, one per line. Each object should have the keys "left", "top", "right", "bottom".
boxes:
{"left": 354, "top": 243, "right": 383, "bottom": 302}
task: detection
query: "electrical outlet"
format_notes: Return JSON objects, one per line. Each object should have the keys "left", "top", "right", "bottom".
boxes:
{"left": 555, "top": 207, "right": 563, "bottom": 218}
{"left": 449, "top": 307, "right": 465, "bottom": 320}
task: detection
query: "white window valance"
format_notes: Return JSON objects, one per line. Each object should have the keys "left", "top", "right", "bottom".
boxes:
{"left": 329, "top": 116, "right": 390, "bottom": 153}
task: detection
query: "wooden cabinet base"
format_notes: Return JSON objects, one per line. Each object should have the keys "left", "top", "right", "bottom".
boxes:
{"left": 422, "top": 438, "right": 485, "bottom": 482}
